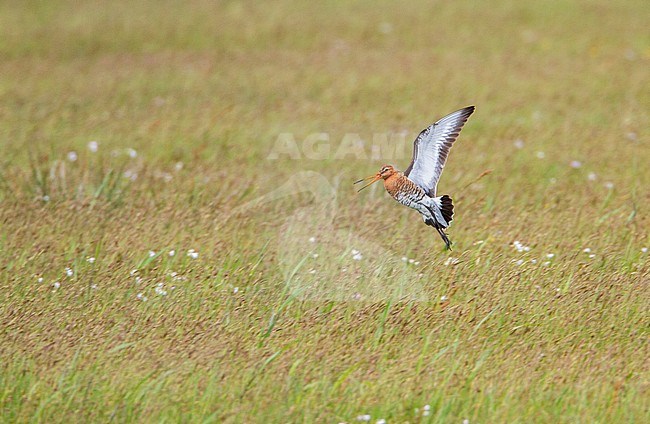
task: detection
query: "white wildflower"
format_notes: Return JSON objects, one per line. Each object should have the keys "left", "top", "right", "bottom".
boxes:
{"left": 154, "top": 283, "right": 167, "bottom": 296}
{"left": 570, "top": 160, "right": 582, "bottom": 168}
{"left": 87, "top": 257, "right": 96, "bottom": 263}
{"left": 423, "top": 404, "right": 431, "bottom": 416}
{"left": 126, "top": 148, "right": 137, "bottom": 158}
{"left": 444, "top": 257, "right": 459, "bottom": 266}
{"left": 67, "top": 151, "right": 78, "bottom": 162}
{"left": 309, "top": 236, "right": 316, "bottom": 243}
{"left": 65, "top": 267, "right": 73, "bottom": 277}
{"left": 124, "top": 170, "right": 138, "bottom": 181}
{"left": 88, "top": 141, "right": 99, "bottom": 152}
{"left": 587, "top": 172, "right": 597, "bottom": 181}
{"left": 513, "top": 139, "right": 524, "bottom": 149}
{"left": 536, "top": 151, "right": 545, "bottom": 159}
{"left": 169, "top": 249, "right": 176, "bottom": 256}
{"left": 513, "top": 240, "right": 531, "bottom": 252}
{"left": 148, "top": 250, "right": 156, "bottom": 257}
{"left": 53, "top": 281, "right": 60, "bottom": 289}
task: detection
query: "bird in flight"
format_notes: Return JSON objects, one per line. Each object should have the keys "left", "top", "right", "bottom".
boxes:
{"left": 355, "top": 106, "right": 475, "bottom": 250}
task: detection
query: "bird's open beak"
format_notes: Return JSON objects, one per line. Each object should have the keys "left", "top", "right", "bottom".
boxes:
{"left": 354, "top": 174, "right": 381, "bottom": 192}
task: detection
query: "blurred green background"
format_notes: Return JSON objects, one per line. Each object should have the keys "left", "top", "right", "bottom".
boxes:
{"left": 0, "top": 1, "right": 648, "bottom": 422}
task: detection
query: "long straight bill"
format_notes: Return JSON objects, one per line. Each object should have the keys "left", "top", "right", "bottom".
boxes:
{"left": 354, "top": 174, "right": 381, "bottom": 192}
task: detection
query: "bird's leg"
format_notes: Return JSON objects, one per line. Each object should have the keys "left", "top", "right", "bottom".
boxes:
{"left": 435, "top": 226, "right": 452, "bottom": 250}
{"left": 424, "top": 214, "right": 453, "bottom": 250}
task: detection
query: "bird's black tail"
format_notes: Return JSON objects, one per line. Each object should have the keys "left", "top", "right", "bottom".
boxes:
{"left": 438, "top": 195, "right": 454, "bottom": 226}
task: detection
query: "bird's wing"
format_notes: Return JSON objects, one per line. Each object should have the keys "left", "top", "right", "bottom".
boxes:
{"left": 404, "top": 106, "right": 475, "bottom": 196}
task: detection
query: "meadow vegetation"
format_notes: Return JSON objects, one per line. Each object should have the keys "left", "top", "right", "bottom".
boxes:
{"left": 0, "top": 0, "right": 648, "bottom": 422}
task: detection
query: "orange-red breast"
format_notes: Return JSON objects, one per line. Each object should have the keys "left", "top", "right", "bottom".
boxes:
{"left": 355, "top": 106, "right": 475, "bottom": 250}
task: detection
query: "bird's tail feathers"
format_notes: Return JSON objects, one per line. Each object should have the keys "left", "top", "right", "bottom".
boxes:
{"left": 435, "top": 195, "right": 454, "bottom": 227}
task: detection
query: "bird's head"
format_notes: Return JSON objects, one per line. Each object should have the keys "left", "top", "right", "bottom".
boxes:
{"left": 354, "top": 165, "right": 396, "bottom": 191}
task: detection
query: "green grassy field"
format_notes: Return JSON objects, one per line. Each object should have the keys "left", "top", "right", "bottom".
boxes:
{"left": 1, "top": 0, "right": 649, "bottom": 422}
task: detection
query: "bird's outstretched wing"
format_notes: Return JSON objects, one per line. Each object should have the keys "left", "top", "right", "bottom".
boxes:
{"left": 404, "top": 106, "right": 475, "bottom": 196}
